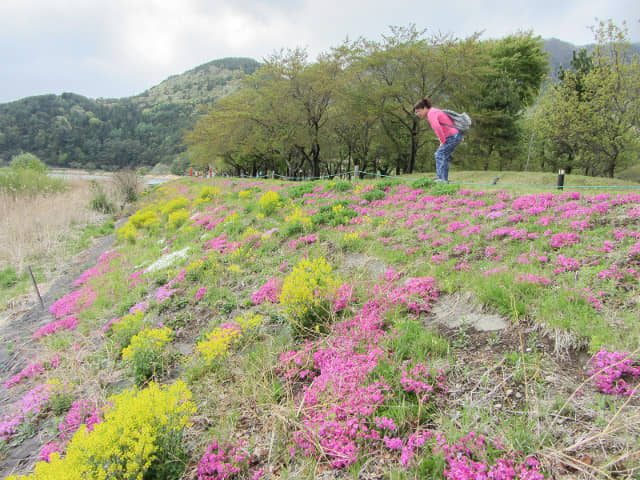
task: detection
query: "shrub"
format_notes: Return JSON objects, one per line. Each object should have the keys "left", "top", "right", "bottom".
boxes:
{"left": 128, "top": 208, "right": 160, "bottom": 229}
{"left": 431, "top": 182, "right": 460, "bottom": 196}
{"left": 122, "top": 327, "right": 174, "bottom": 384}
{"left": 331, "top": 180, "right": 353, "bottom": 192}
{"left": 280, "top": 257, "right": 340, "bottom": 337}
{"left": 311, "top": 201, "right": 357, "bottom": 227}
{"left": 196, "top": 323, "right": 242, "bottom": 364}
{"left": 258, "top": 190, "right": 281, "bottom": 216}
{"left": 411, "top": 176, "right": 435, "bottom": 189}
{"left": 160, "top": 197, "right": 190, "bottom": 216}
{"left": 10, "top": 153, "right": 48, "bottom": 173}
{"left": 7, "top": 381, "right": 195, "bottom": 480}
{"left": 362, "top": 188, "right": 387, "bottom": 202}
{"left": 112, "top": 169, "right": 141, "bottom": 204}
{"left": 0, "top": 164, "right": 67, "bottom": 197}
{"left": 196, "top": 186, "right": 221, "bottom": 205}
{"left": 195, "top": 313, "right": 264, "bottom": 365}
{"left": 167, "top": 208, "right": 189, "bottom": 229}
{"left": 107, "top": 310, "right": 146, "bottom": 351}
{"left": 286, "top": 183, "right": 314, "bottom": 199}
{"left": 88, "top": 180, "right": 115, "bottom": 214}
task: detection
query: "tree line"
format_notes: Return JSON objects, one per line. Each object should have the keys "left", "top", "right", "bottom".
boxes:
{"left": 185, "top": 20, "right": 639, "bottom": 179}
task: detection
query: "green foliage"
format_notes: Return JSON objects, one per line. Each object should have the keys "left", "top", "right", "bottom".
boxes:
{"left": 411, "top": 176, "right": 436, "bottom": 189}
{"left": 362, "top": 188, "right": 386, "bottom": 202}
{"left": 311, "top": 201, "right": 357, "bottom": 227}
{"left": 0, "top": 164, "right": 67, "bottom": 197}
{"left": 88, "top": 180, "right": 115, "bottom": 214}
{"left": 0, "top": 59, "right": 260, "bottom": 170}
{"left": 170, "top": 155, "right": 192, "bottom": 176}
{"left": 122, "top": 327, "right": 174, "bottom": 384}
{"left": 258, "top": 190, "right": 281, "bottom": 216}
{"left": 430, "top": 181, "right": 460, "bottom": 196}
{"left": 0, "top": 267, "right": 19, "bottom": 289}
{"left": 328, "top": 180, "right": 353, "bottom": 192}
{"left": 533, "top": 20, "right": 640, "bottom": 177}
{"left": 10, "top": 153, "right": 48, "bottom": 173}
{"left": 280, "top": 257, "right": 340, "bottom": 338}
{"left": 108, "top": 310, "right": 146, "bottom": 352}
{"left": 286, "top": 183, "right": 315, "bottom": 199}
{"left": 7, "top": 382, "right": 195, "bottom": 480}
{"left": 387, "top": 319, "right": 450, "bottom": 361}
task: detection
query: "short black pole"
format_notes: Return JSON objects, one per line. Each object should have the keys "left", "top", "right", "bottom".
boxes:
{"left": 557, "top": 169, "right": 565, "bottom": 190}
{"left": 28, "top": 266, "right": 45, "bottom": 310}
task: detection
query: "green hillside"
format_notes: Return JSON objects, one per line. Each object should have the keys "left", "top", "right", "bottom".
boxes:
{"left": 0, "top": 58, "right": 260, "bottom": 170}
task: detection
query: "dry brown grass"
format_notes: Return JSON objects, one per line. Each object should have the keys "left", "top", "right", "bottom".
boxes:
{"left": 0, "top": 179, "right": 108, "bottom": 273}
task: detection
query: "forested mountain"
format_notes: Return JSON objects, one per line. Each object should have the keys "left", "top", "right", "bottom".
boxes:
{"left": 0, "top": 39, "right": 637, "bottom": 172}
{"left": 542, "top": 38, "right": 640, "bottom": 76}
{"left": 0, "top": 58, "right": 260, "bottom": 170}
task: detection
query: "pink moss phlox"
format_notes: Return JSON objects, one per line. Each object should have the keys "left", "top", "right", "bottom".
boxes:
{"left": 1, "top": 383, "right": 55, "bottom": 440}
{"left": 194, "top": 214, "right": 226, "bottom": 231}
{"left": 129, "top": 269, "right": 147, "bottom": 288}
{"left": 59, "top": 399, "right": 103, "bottom": 440}
{"left": 553, "top": 255, "right": 580, "bottom": 274}
{"left": 549, "top": 231, "right": 580, "bottom": 249}
{"left": 33, "top": 315, "right": 79, "bottom": 339}
{"left": 39, "top": 442, "right": 62, "bottom": 462}
{"left": 155, "top": 285, "right": 177, "bottom": 303}
{"left": 515, "top": 274, "right": 550, "bottom": 286}
{"left": 400, "top": 431, "right": 432, "bottom": 467}
{"left": 400, "top": 361, "right": 446, "bottom": 403}
{"left": 49, "top": 285, "right": 97, "bottom": 318}
{"left": 129, "top": 302, "right": 149, "bottom": 314}
{"left": 589, "top": 350, "right": 640, "bottom": 396}
{"left": 279, "top": 271, "right": 444, "bottom": 469}
{"left": 4, "top": 355, "right": 59, "bottom": 389}
{"left": 288, "top": 234, "right": 318, "bottom": 250}
{"left": 486, "top": 227, "right": 531, "bottom": 242}
{"left": 204, "top": 234, "right": 229, "bottom": 253}
{"left": 386, "top": 276, "right": 439, "bottom": 314}
{"left": 73, "top": 250, "right": 122, "bottom": 287}
{"left": 252, "top": 277, "right": 282, "bottom": 305}
{"left": 155, "top": 269, "right": 186, "bottom": 303}
{"left": 194, "top": 287, "right": 208, "bottom": 301}
{"left": 333, "top": 283, "right": 355, "bottom": 312}
{"left": 197, "top": 439, "right": 251, "bottom": 480}
{"left": 436, "top": 431, "right": 547, "bottom": 480}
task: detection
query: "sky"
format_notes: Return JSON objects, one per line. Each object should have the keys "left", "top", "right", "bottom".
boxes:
{"left": 1, "top": 0, "right": 638, "bottom": 104}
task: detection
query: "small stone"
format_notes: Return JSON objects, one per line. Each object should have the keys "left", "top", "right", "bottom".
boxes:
{"left": 495, "top": 403, "right": 502, "bottom": 410}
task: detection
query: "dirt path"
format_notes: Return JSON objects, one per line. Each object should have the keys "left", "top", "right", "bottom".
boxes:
{"left": 0, "top": 231, "right": 117, "bottom": 477}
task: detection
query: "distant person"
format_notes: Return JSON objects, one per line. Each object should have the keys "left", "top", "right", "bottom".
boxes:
{"left": 414, "top": 97, "right": 464, "bottom": 183}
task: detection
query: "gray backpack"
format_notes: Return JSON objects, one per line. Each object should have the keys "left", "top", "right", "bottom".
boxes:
{"left": 441, "top": 109, "right": 472, "bottom": 132}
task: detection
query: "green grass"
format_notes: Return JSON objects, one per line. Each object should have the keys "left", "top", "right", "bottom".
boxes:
{"left": 4, "top": 171, "right": 640, "bottom": 479}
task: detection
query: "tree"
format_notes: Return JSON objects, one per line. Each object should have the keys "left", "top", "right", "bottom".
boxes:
{"left": 10, "top": 153, "right": 48, "bottom": 173}
{"left": 471, "top": 32, "right": 549, "bottom": 171}
{"left": 535, "top": 20, "right": 640, "bottom": 177}
{"left": 350, "top": 25, "right": 485, "bottom": 174}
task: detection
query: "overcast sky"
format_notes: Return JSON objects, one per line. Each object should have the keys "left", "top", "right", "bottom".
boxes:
{"left": 1, "top": 0, "right": 638, "bottom": 104}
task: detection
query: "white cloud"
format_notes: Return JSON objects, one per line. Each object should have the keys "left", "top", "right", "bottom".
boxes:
{"left": 0, "top": 0, "right": 638, "bottom": 102}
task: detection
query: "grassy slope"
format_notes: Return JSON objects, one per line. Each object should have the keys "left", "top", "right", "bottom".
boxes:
{"left": 1, "top": 172, "right": 639, "bottom": 479}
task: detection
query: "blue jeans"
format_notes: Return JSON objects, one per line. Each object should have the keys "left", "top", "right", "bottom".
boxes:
{"left": 435, "top": 131, "right": 463, "bottom": 181}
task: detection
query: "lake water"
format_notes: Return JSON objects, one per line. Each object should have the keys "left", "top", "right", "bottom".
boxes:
{"left": 49, "top": 171, "right": 174, "bottom": 185}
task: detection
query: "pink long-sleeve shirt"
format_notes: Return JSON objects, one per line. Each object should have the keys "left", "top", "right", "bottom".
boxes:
{"left": 427, "top": 108, "right": 458, "bottom": 144}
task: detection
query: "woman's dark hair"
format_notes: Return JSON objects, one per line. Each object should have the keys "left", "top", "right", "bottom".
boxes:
{"left": 413, "top": 97, "right": 432, "bottom": 111}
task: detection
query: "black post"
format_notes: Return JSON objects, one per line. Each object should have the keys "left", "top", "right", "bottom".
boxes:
{"left": 557, "top": 169, "right": 565, "bottom": 190}
{"left": 28, "top": 266, "right": 45, "bottom": 310}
